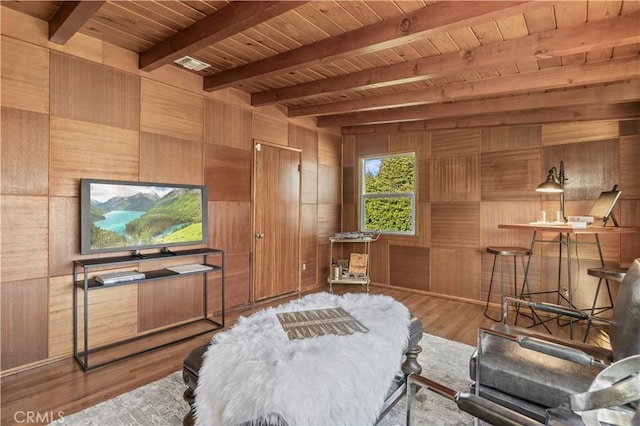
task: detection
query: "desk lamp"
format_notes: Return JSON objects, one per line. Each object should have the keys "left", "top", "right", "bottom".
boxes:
{"left": 536, "top": 160, "right": 567, "bottom": 222}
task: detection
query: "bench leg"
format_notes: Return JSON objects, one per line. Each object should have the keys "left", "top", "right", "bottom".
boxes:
{"left": 402, "top": 344, "right": 422, "bottom": 377}
{"left": 183, "top": 387, "right": 195, "bottom": 426}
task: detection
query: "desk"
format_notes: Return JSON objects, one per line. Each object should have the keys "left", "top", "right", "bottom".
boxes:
{"left": 498, "top": 224, "right": 639, "bottom": 336}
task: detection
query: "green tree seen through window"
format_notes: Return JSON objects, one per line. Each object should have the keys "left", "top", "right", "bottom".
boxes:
{"left": 362, "top": 154, "right": 415, "bottom": 234}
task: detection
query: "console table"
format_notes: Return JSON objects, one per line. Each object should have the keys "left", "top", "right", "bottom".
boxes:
{"left": 73, "top": 248, "right": 224, "bottom": 370}
{"left": 498, "top": 224, "right": 639, "bottom": 336}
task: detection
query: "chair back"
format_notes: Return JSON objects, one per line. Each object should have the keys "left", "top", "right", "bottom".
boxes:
{"left": 610, "top": 258, "right": 640, "bottom": 361}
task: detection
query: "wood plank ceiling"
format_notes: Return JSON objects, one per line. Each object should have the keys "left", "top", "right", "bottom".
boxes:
{"left": 5, "top": 0, "right": 639, "bottom": 132}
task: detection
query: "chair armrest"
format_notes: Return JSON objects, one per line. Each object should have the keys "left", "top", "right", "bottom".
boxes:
{"left": 478, "top": 327, "right": 608, "bottom": 368}
{"left": 517, "top": 336, "right": 604, "bottom": 366}
{"left": 456, "top": 393, "right": 541, "bottom": 426}
{"left": 407, "top": 374, "right": 540, "bottom": 426}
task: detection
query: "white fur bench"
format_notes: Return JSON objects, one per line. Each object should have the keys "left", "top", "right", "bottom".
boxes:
{"left": 182, "top": 292, "right": 423, "bottom": 425}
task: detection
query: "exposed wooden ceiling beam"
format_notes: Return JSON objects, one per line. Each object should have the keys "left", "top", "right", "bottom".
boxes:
{"left": 203, "top": 1, "right": 540, "bottom": 91}
{"left": 139, "top": 1, "right": 305, "bottom": 71}
{"left": 317, "top": 82, "right": 640, "bottom": 127}
{"left": 341, "top": 102, "right": 640, "bottom": 134}
{"left": 290, "top": 55, "right": 640, "bottom": 118}
{"left": 252, "top": 11, "right": 640, "bottom": 106}
{"left": 49, "top": 1, "right": 105, "bottom": 44}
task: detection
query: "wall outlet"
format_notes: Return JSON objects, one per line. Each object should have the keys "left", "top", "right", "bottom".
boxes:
{"left": 302, "top": 263, "right": 306, "bottom": 271}
{"left": 561, "top": 288, "right": 569, "bottom": 298}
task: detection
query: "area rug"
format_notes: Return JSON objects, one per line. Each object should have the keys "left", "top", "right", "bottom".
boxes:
{"left": 52, "top": 333, "right": 475, "bottom": 425}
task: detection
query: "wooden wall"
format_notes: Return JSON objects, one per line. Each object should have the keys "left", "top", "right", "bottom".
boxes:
{"left": 0, "top": 7, "right": 341, "bottom": 373}
{"left": 342, "top": 122, "right": 640, "bottom": 309}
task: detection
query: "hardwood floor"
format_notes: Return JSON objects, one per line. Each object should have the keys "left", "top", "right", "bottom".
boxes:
{"left": 0, "top": 285, "right": 607, "bottom": 425}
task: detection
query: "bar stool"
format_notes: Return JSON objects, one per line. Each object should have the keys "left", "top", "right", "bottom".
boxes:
{"left": 484, "top": 246, "right": 531, "bottom": 321}
{"left": 583, "top": 266, "right": 626, "bottom": 342}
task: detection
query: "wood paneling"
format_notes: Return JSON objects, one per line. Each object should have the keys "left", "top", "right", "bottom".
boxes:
{"left": 140, "top": 132, "right": 203, "bottom": 185}
{"left": 541, "top": 121, "right": 619, "bottom": 145}
{"left": 49, "top": 197, "right": 80, "bottom": 278}
{"left": 343, "top": 135, "right": 356, "bottom": 168}
{"left": 76, "top": 285, "right": 138, "bottom": 350}
{"left": 344, "top": 120, "right": 638, "bottom": 304}
{"left": 1, "top": 279, "right": 48, "bottom": 370}
{"left": 343, "top": 166, "right": 354, "bottom": 204}
{"left": 1, "top": 108, "right": 49, "bottom": 195}
{"left": 368, "top": 238, "right": 389, "bottom": 286}
{"left": 481, "top": 148, "right": 540, "bottom": 201}
{"left": 417, "top": 159, "right": 430, "bottom": 202}
{"left": 301, "top": 204, "right": 318, "bottom": 247}
{"left": 208, "top": 252, "right": 251, "bottom": 312}
{"left": 318, "top": 164, "right": 341, "bottom": 205}
{"left": 342, "top": 203, "right": 357, "bottom": 232}
{"left": 389, "top": 245, "right": 429, "bottom": 291}
{"left": 481, "top": 125, "right": 540, "bottom": 152}
{"left": 481, "top": 201, "right": 539, "bottom": 249}
{"left": 431, "top": 202, "right": 480, "bottom": 249}
{"left": 291, "top": 125, "right": 318, "bottom": 162}
{"left": 431, "top": 129, "right": 480, "bottom": 157}
{"left": 252, "top": 113, "right": 288, "bottom": 145}
{"left": 292, "top": 124, "right": 320, "bottom": 205}
{"left": 1, "top": 196, "right": 48, "bottom": 282}
{"left": 48, "top": 275, "right": 73, "bottom": 358}
{"left": 318, "top": 132, "right": 341, "bottom": 166}
{"left": 204, "top": 143, "right": 251, "bottom": 201}
{"left": 140, "top": 79, "right": 203, "bottom": 142}
{"left": 317, "top": 242, "right": 331, "bottom": 287}
{"left": 354, "top": 133, "right": 388, "bottom": 158}
{"left": 49, "top": 117, "right": 139, "bottom": 197}
{"left": 621, "top": 200, "right": 640, "bottom": 266}
{"left": 542, "top": 139, "right": 618, "bottom": 201}
{"left": 50, "top": 52, "right": 140, "bottom": 129}
{"left": 300, "top": 244, "right": 318, "bottom": 290}
{"left": 0, "top": 36, "right": 49, "bottom": 114}
{"left": 416, "top": 202, "right": 431, "bottom": 247}
{"left": 430, "top": 248, "right": 481, "bottom": 299}
{"left": 317, "top": 204, "right": 341, "bottom": 243}
{"left": 620, "top": 134, "right": 640, "bottom": 199}
{"left": 137, "top": 277, "right": 202, "bottom": 332}
{"left": 430, "top": 154, "right": 480, "bottom": 202}
{"left": 301, "top": 160, "right": 319, "bottom": 205}
{"left": 389, "top": 131, "right": 428, "bottom": 160}
{"left": 208, "top": 201, "right": 252, "bottom": 254}
{"left": 204, "top": 99, "right": 252, "bottom": 150}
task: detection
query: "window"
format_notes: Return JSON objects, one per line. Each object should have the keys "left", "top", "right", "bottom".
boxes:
{"left": 360, "top": 153, "right": 415, "bottom": 235}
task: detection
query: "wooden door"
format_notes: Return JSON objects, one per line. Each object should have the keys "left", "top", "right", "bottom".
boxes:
{"left": 253, "top": 142, "right": 301, "bottom": 301}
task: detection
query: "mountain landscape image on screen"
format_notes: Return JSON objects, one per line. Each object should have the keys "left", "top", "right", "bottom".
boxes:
{"left": 89, "top": 184, "right": 204, "bottom": 250}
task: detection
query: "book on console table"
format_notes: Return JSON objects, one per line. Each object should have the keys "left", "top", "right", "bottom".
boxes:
{"left": 95, "top": 270, "right": 146, "bottom": 285}
{"left": 166, "top": 263, "right": 213, "bottom": 274}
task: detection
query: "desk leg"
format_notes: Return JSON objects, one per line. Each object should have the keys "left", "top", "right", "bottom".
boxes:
{"left": 515, "top": 231, "right": 551, "bottom": 333}
{"left": 564, "top": 233, "right": 574, "bottom": 338}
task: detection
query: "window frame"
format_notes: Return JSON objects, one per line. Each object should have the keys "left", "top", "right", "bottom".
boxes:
{"left": 359, "top": 152, "right": 416, "bottom": 236}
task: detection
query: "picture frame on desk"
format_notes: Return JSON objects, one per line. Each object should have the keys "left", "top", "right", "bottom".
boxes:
{"left": 589, "top": 186, "right": 621, "bottom": 227}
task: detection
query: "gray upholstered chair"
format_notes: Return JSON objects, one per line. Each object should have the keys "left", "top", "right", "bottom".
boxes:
{"left": 407, "top": 354, "right": 639, "bottom": 425}
{"left": 467, "top": 258, "right": 640, "bottom": 424}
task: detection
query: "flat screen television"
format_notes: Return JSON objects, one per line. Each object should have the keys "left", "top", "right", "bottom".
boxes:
{"left": 80, "top": 179, "right": 208, "bottom": 255}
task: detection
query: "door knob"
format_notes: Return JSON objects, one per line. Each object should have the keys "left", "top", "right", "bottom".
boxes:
{"left": 256, "top": 232, "right": 264, "bottom": 239}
